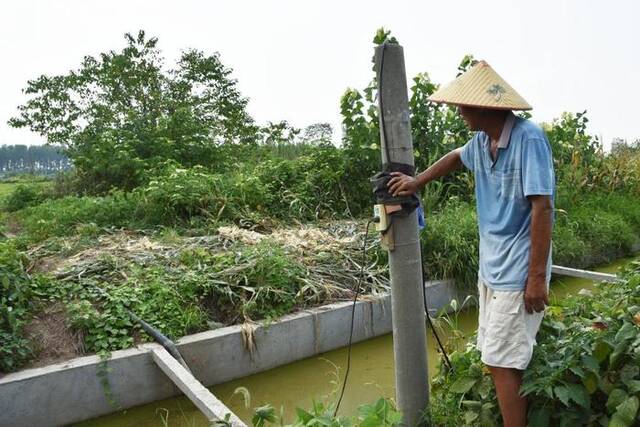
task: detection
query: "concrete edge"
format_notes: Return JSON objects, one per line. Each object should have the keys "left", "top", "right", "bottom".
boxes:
{"left": 0, "top": 279, "right": 462, "bottom": 427}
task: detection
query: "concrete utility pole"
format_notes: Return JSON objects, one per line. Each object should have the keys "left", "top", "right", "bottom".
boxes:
{"left": 374, "top": 42, "right": 429, "bottom": 426}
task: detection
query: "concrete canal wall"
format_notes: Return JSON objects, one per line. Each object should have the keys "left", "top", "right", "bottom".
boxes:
{"left": 0, "top": 279, "right": 466, "bottom": 427}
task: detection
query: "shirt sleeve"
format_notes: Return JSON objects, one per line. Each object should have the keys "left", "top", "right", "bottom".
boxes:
{"left": 459, "top": 135, "right": 476, "bottom": 172}
{"left": 521, "top": 137, "right": 555, "bottom": 197}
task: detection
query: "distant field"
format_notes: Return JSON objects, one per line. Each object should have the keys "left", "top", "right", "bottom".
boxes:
{"left": 0, "top": 180, "right": 52, "bottom": 202}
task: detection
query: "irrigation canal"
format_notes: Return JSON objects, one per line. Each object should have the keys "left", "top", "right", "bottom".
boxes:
{"left": 75, "top": 256, "right": 638, "bottom": 426}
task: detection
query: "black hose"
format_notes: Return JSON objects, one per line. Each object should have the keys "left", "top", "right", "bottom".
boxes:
{"left": 128, "top": 312, "right": 192, "bottom": 372}
{"left": 89, "top": 283, "right": 192, "bottom": 372}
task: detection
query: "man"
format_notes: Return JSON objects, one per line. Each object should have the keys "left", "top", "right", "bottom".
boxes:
{"left": 387, "top": 60, "right": 554, "bottom": 427}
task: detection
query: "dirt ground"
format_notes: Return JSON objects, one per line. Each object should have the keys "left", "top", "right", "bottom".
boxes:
{"left": 23, "top": 303, "right": 85, "bottom": 368}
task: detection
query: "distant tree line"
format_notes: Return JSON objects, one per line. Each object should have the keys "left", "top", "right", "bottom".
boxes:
{"left": 0, "top": 144, "right": 71, "bottom": 176}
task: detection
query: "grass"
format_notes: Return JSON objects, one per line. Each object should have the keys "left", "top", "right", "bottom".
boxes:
{"left": 0, "top": 182, "right": 17, "bottom": 200}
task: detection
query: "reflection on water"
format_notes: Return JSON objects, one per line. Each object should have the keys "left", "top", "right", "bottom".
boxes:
{"left": 75, "top": 256, "right": 637, "bottom": 426}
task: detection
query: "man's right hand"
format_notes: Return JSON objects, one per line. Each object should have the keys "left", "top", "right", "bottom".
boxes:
{"left": 387, "top": 172, "right": 419, "bottom": 197}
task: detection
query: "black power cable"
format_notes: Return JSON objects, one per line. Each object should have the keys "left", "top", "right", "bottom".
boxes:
{"left": 378, "top": 41, "right": 392, "bottom": 167}
{"left": 333, "top": 219, "right": 374, "bottom": 417}
{"left": 332, "top": 218, "right": 453, "bottom": 417}
{"left": 420, "top": 250, "right": 453, "bottom": 372}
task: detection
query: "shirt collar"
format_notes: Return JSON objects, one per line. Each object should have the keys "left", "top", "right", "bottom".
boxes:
{"left": 497, "top": 112, "right": 516, "bottom": 149}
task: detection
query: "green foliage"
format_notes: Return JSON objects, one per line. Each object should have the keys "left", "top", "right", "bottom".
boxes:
{"left": 419, "top": 192, "right": 640, "bottom": 288}
{"left": 420, "top": 200, "right": 479, "bottom": 288}
{"left": 248, "top": 397, "right": 402, "bottom": 426}
{"left": 0, "top": 241, "right": 33, "bottom": 371}
{"left": 255, "top": 145, "right": 351, "bottom": 220}
{"left": 430, "top": 264, "right": 640, "bottom": 427}
{"left": 207, "top": 241, "right": 306, "bottom": 320}
{"left": 3, "top": 184, "right": 44, "bottom": 212}
{"left": 373, "top": 27, "right": 398, "bottom": 45}
{"left": 137, "top": 163, "right": 233, "bottom": 225}
{"left": 17, "top": 192, "right": 138, "bottom": 242}
{"left": 553, "top": 192, "right": 640, "bottom": 267}
{"left": 29, "top": 266, "right": 208, "bottom": 353}
{"left": 9, "top": 31, "right": 258, "bottom": 193}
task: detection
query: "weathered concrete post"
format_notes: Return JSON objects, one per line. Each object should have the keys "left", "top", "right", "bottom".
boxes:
{"left": 374, "top": 42, "right": 429, "bottom": 426}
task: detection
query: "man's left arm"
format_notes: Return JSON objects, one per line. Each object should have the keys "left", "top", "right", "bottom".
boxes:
{"left": 521, "top": 136, "right": 555, "bottom": 314}
{"left": 525, "top": 195, "right": 553, "bottom": 313}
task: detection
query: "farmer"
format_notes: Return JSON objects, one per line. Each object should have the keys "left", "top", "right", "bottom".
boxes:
{"left": 387, "top": 60, "right": 554, "bottom": 427}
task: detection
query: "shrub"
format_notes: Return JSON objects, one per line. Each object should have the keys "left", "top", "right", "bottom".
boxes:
{"left": 0, "top": 241, "right": 33, "bottom": 372}
{"left": 4, "top": 184, "right": 44, "bottom": 212}
{"left": 18, "top": 192, "right": 138, "bottom": 241}
{"left": 255, "top": 145, "right": 351, "bottom": 220}
{"left": 421, "top": 200, "right": 479, "bottom": 288}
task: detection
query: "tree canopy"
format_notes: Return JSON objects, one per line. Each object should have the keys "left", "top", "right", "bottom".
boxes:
{"left": 9, "top": 31, "right": 261, "bottom": 192}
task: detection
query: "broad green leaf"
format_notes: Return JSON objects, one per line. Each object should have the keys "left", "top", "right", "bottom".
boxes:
{"left": 463, "top": 410, "right": 479, "bottom": 424}
{"left": 462, "top": 400, "right": 482, "bottom": 409}
{"left": 620, "top": 364, "right": 639, "bottom": 383}
{"left": 609, "top": 340, "right": 631, "bottom": 369}
{"left": 615, "top": 322, "right": 636, "bottom": 342}
{"left": 607, "top": 389, "right": 628, "bottom": 414}
{"left": 610, "top": 396, "right": 639, "bottom": 427}
{"left": 581, "top": 355, "right": 601, "bottom": 375}
{"left": 624, "top": 379, "right": 640, "bottom": 394}
{"left": 593, "top": 340, "right": 612, "bottom": 362}
{"left": 554, "top": 385, "right": 570, "bottom": 406}
{"left": 567, "top": 383, "right": 590, "bottom": 408}
{"left": 528, "top": 406, "right": 551, "bottom": 427}
{"left": 449, "top": 377, "right": 477, "bottom": 394}
{"left": 570, "top": 365, "right": 585, "bottom": 379}
{"left": 583, "top": 372, "right": 598, "bottom": 394}
{"left": 295, "top": 407, "right": 314, "bottom": 423}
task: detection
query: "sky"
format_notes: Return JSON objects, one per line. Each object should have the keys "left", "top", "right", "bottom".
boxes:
{"left": 1, "top": 0, "right": 639, "bottom": 149}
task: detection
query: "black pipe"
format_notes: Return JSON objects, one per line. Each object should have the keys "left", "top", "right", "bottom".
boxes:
{"left": 89, "top": 284, "right": 192, "bottom": 372}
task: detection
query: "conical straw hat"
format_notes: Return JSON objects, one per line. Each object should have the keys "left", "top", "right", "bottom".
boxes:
{"left": 428, "top": 60, "right": 532, "bottom": 110}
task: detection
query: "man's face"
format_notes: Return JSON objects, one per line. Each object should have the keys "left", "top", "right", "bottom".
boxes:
{"left": 456, "top": 106, "right": 485, "bottom": 131}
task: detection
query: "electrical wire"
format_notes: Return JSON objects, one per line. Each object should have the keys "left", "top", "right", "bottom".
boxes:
{"left": 378, "top": 41, "right": 392, "bottom": 167}
{"left": 420, "top": 250, "right": 453, "bottom": 372}
{"left": 333, "top": 219, "right": 374, "bottom": 417}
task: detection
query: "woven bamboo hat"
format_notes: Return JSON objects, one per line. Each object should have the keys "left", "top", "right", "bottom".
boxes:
{"left": 428, "top": 60, "right": 532, "bottom": 110}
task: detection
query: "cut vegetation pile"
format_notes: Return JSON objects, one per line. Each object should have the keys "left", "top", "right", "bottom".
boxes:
{"left": 1, "top": 221, "right": 389, "bottom": 372}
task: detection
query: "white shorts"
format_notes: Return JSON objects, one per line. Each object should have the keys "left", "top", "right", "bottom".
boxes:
{"left": 476, "top": 279, "right": 545, "bottom": 370}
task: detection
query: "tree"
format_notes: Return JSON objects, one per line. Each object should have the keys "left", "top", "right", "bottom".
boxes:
{"left": 0, "top": 145, "right": 71, "bottom": 176}
{"left": 299, "top": 123, "right": 333, "bottom": 145}
{"left": 9, "top": 31, "right": 258, "bottom": 192}
{"left": 611, "top": 137, "right": 640, "bottom": 156}
{"left": 260, "top": 120, "right": 300, "bottom": 146}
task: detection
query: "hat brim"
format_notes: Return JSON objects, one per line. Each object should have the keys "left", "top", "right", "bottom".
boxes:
{"left": 428, "top": 97, "right": 532, "bottom": 111}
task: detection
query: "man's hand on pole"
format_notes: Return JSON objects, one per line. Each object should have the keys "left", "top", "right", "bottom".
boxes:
{"left": 387, "top": 172, "right": 418, "bottom": 197}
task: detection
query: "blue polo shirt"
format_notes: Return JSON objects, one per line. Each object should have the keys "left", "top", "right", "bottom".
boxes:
{"left": 460, "top": 113, "right": 555, "bottom": 291}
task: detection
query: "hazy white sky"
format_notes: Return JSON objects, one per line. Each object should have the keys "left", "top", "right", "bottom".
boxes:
{"left": 1, "top": 0, "right": 638, "bottom": 148}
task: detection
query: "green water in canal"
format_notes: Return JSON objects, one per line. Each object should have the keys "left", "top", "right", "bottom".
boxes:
{"left": 75, "top": 256, "right": 636, "bottom": 426}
